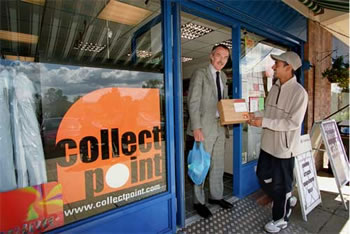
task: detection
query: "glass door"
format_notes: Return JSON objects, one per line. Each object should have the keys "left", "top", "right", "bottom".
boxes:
{"left": 237, "top": 28, "right": 290, "bottom": 197}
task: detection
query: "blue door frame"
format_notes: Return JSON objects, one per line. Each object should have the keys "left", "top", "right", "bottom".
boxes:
{"left": 170, "top": 0, "right": 305, "bottom": 228}
{"left": 172, "top": 2, "right": 186, "bottom": 228}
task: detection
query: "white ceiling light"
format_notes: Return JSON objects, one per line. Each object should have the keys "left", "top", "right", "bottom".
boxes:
{"left": 98, "top": 0, "right": 152, "bottom": 26}
{"left": 128, "top": 50, "right": 153, "bottom": 58}
{"left": 182, "top": 57, "right": 193, "bottom": 62}
{"left": 181, "top": 23, "right": 213, "bottom": 40}
{"left": 73, "top": 41, "right": 106, "bottom": 53}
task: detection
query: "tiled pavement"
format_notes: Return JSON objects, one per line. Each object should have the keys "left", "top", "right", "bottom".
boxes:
{"left": 179, "top": 171, "right": 349, "bottom": 233}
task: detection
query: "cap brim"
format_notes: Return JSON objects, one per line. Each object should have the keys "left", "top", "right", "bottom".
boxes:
{"left": 271, "top": 54, "right": 285, "bottom": 62}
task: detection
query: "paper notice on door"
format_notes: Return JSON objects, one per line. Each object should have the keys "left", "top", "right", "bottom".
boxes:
{"left": 249, "top": 97, "right": 259, "bottom": 112}
{"left": 234, "top": 102, "right": 248, "bottom": 112}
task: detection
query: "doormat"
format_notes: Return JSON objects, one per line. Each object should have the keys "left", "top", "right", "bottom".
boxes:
{"left": 177, "top": 198, "right": 308, "bottom": 234}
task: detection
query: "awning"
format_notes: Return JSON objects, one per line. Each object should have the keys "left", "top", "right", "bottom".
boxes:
{"left": 298, "top": 0, "right": 349, "bottom": 15}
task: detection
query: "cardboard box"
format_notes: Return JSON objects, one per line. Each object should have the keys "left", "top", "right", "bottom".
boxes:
{"left": 218, "top": 99, "right": 249, "bottom": 125}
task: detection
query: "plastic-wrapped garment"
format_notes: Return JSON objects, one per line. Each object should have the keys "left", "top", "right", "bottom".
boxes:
{"left": 247, "top": 125, "right": 262, "bottom": 161}
{"left": 0, "top": 69, "right": 17, "bottom": 192}
{"left": 12, "top": 72, "right": 47, "bottom": 187}
{"left": 11, "top": 80, "right": 29, "bottom": 188}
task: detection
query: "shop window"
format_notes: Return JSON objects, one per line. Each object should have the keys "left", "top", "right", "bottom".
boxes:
{"left": 240, "top": 29, "right": 287, "bottom": 164}
{"left": 0, "top": 0, "right": 166, "bottom": 232}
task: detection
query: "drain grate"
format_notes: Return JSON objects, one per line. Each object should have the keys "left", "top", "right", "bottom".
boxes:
{"left": 178, "top": 198, "right": 308, "bottom": 234}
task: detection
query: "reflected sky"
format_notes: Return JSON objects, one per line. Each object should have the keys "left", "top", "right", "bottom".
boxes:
{"left": 0, "top": 60, "right": 164, "bottom": 102}
{"left": 241, "top": 42, "right": 285, "bottom": 74}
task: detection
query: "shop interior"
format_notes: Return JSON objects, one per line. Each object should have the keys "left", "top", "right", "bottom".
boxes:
{"left": 179, "top": 12, "right": 235, "bottom": 219}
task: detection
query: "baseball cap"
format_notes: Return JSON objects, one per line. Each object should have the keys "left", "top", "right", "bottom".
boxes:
{"left": 271, "top": 51, "right": 302, "bottom": 70}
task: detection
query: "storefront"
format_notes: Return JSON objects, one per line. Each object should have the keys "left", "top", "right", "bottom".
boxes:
{"left": 0, "top": 0, "right": 306, "bottom": 233}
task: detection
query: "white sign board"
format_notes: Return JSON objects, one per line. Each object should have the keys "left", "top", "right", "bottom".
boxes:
{"left": 294, "top": 134, "right": 322, "bottom": 221}
{"left": 320, "top": 120, "right": 349, "bottom": 209}
{"left": 320, "top": 120, "right": 350, "bottom": 186}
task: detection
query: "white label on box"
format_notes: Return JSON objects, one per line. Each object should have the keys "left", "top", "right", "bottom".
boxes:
{"left": 234, "top": 102, "right": 248, "bottom": 112}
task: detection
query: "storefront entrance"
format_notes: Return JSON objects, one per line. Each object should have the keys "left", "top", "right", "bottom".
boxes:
{"left": 0, "top": 0, "right": 306, "bottom": 232}
{"left": 179, "top": 11, "right": 235, "bottom": 221}
{"left": 172, "top": 2, "right": 299, "bottom": 227}
{"left": 170, "top": 5, "right": 241, "bottom": 226}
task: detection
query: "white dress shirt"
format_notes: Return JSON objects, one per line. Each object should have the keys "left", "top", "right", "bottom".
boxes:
{"left": 209, "top": 64, "right": 223, "bottom": 117}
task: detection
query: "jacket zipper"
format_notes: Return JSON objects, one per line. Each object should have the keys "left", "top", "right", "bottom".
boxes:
{"left": 285, "top": 132, "right": 288, "bottom": 148}
{"left": 276, "top": 86, "right": 281, "bottom": 104}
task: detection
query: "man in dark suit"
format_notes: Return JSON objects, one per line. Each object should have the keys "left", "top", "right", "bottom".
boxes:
{"left": 187, "top": 44, "right": 233, "bottom": 219}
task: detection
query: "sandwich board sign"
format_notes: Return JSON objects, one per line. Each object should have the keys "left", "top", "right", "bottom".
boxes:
{"left": 320, "top": 120, "right": 350, "bottom": 209}
{"left": 294, "top": 134, "right": 322, "bottom": 221}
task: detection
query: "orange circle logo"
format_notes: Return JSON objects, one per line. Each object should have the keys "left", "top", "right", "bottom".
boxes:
{"left": 55, "top": 88, "right": 163, "bottom": 204}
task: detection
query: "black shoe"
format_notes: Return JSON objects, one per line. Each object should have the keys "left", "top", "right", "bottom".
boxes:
{"left": 208, "top": 199, "right": 233, "bottom": 209}
{"left": 193, "top": 203, "right": 212, "bottom": 218}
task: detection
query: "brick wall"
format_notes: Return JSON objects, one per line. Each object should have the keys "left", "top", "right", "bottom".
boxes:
{"left": 304, "top": 20, "right": 332, "bottom": 170}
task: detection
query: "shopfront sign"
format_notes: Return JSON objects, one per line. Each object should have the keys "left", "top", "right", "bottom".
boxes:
{"left": 0, "top": 182, "right": 63, "bottom": 233}
{"left": 320, "top": 120, "right": 349, "bottom": 209}
{"left": 50, "top": 87, "right": 166, "bottom": 222}
{"left": 320, "top": 120, "right": 350, "bottom": 186}
{"left": 294, "top": 134, "right": 321, "bottom": 221}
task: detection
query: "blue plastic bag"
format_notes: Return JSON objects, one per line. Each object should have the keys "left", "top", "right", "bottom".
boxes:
{"left": 187, "top": 142, "right": 211, "bottom": 185}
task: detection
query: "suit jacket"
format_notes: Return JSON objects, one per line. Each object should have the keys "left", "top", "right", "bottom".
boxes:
{"left": 186, "top": 65, "right": 228, "bottom": 138}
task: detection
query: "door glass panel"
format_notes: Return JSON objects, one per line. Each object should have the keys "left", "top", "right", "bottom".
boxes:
{"left": 240, "top": 29, "right": 288, "bottom": 164}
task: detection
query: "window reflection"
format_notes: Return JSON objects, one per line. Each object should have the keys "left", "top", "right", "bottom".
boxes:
{"left": 240, "top": 30, "right": 287, "bottom": 163}
{"left": 0, "top": 0, "right": 167, "bottom": 229}
{"left": 0, "top": 0, "right": 162, "bottom": 71}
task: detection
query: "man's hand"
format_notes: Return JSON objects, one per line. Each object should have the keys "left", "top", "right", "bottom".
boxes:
{"left": 248, "top": 115, "right": 263, "bottom": 127}
{"left": 193, "top": 128, "right": 204, "bottom": 142}
{"left": 247, "top": 113, "right": 255, "bottom": 125}
{"left": 249, "top": 112, "right": 255, "bottom": 120}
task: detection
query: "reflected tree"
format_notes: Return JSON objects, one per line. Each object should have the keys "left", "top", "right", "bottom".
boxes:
{"left": 142, "top": 79, "right": 164, "bottom": 90}
{"left": 73, "top": 95, "right": 83, "bottom": 103}
{"left": 142, "top": 79, "right": 166, "bottom": 140}
{"left": 42, "top": 88, "right": 72, "bottom": 118}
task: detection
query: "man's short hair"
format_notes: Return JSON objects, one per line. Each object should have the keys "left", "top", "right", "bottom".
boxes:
{"left": 281, "top": 61, "right": 295, "bottom": 76}
{"left": 211, "top": 44, "right": 230, "bottom": 54}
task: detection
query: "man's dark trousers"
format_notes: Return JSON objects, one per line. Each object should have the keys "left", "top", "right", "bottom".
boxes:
{"left": 256, "top": 150, "right": 295, "bottom": 221}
